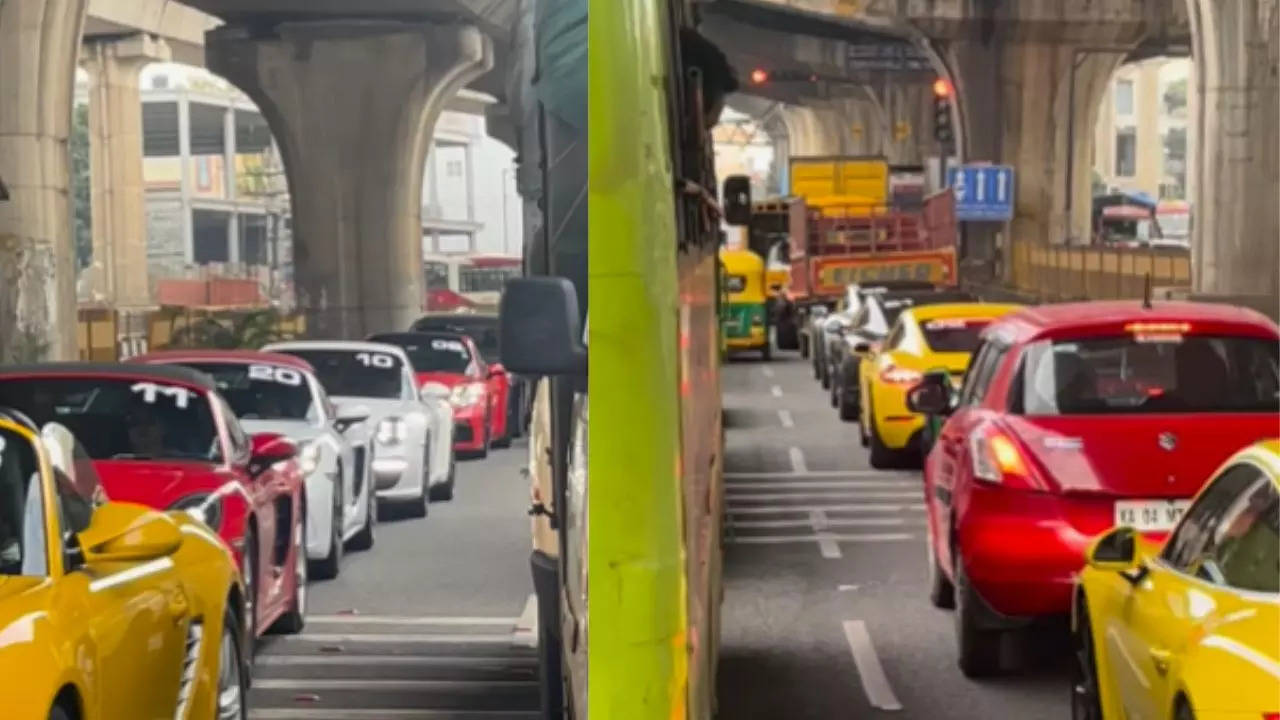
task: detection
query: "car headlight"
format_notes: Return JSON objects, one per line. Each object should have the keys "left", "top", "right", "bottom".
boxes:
{"left": 376, "top": 417, "right": 406, "bottom": 445}
{"left": 298, "top": 441, "right": 322, "bottom": 476}
{"left": 169, "top": 493, "right": 223, "bottom": 531}
{"left": 449, "top": 383, "right": 486, "bottom": 408}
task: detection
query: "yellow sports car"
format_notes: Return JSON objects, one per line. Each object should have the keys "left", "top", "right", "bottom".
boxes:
{"left": 1073, "top": 439, "right": 1280, "bottom": 720}
{"left": 857, "top": 302, "right": 1021, "bottom": 468}
{"left": 0, "top": 411, "right": 250, "bottom": 720}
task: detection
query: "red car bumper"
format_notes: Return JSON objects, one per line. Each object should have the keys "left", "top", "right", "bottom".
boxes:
{"left": 452, "top": 404, "right": 488, "bottom": 452}
{"left": 956, "top": 483, "right": 1168, "bottom": 619}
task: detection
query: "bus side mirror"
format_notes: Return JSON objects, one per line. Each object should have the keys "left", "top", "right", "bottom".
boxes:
{"left": 723, "top": 175, "right": 751, "bottom": 226}
{"left": 499, "top": 277, "right": 587, "bottom": 377}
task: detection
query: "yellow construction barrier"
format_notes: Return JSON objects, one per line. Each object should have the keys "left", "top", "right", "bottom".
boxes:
{"left": 1009, "top": 239, "right": 1191, "bottom": 301}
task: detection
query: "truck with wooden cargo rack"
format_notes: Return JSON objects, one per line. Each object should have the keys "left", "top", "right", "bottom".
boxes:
{"left": 723, "top": 155, "right": 959, "bottom": 354}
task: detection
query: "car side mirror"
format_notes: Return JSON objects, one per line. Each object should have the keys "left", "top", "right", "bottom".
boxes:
{"left": 334, "top": 404, "right": 371, "bottom": 433}
{"left": 249, "top": 432, "right": 299, "bottom": 477}
{"left": 499, "top": 277, "right": 586, "bottom": 377}
{"left": 1087, "top": 526, "right": 1144, "bottom": 582}
{"left": 77, "top": 503, "right": 183, "bottom": 564}
{"left": 906, "top": 374, "right": 953, "bottom": 416}
{"left": 488, "top": 363, "right": 507, "bottom": 379}
{"left": 722, "top": 175, "right": 752, "bottom": 226}
{"left": 419, "top": 382, "right": 451, "bottom": 402}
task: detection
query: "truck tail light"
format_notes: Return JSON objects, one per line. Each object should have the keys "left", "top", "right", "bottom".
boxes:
{"left": 880, "top": 365, "right": 922, "bottom": 385}
{"left": 968, "top": 427, "right": 1035, "bottom": 489}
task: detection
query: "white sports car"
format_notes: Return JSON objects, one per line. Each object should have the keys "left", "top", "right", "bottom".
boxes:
{"left": 264, "top": 341, "right": 455, "bottom": 513}
{"left": 132, "top": 350, "right": 377, "bottom": 579}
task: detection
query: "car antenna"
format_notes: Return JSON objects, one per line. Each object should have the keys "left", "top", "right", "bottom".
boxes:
{"left": 1142, "top": 273, "right": 1153, "bottom": 309}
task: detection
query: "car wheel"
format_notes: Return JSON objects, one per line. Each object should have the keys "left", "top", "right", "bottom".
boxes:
{"left": 1174, "top": 701, "right": 1195, "bottom": 720}
{"left": 272, "top": 513, "right": 307, "bottom": 635}
{"left": 348, "top": 487, "right": 375, "bottom": 551}
{"left": 311, "top": 474, "right": 343, "bottom": 580}
{"left": 926, "top": 534, "right": 955, "bottom": 609}
{"left": 829, "top": 372, "right": 839, "bottom": 407}
{"left": 838, "top": 387, "right": 859, "bottom": 422}
{"left": 241, "top": 528, "right": 258, "bottom": 647}
{"left": 954, "top": 562, "right": 1003, "bottom": 678}
{"left": 1071, "top": 599, "right": 1104, "bottom": 720}
{"left": 475, "top": 418, "right": 490, "bottom": 460}
{"left": 217, "top": 604, "right": 249, "bottom": 720}
{"left": 800, "top": 333, "right": 810, "bottom": 359}
{"left": 48, "top": 704, "right": 73, "bottom": 720}
{"left": 868, "top": 403, "right": 903, "bottom": 469}
{"left": 492, "top": 423, "right": 512, "bottom": 449}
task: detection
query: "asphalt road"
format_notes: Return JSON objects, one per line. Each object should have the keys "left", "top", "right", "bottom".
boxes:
{"left": 248, "top": 440, "right": 540, "bottom": 720}
{"left": 715, "top": 353, "right": 1072, "bottom": 720}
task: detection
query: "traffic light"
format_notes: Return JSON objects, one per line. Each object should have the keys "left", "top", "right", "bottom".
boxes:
{"left": 932, "top": 78, "right": 954, "bottom": 146}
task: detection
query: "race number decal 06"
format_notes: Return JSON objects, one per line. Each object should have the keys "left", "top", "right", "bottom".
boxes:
{"left": 355, "top": 352, "right": 397, "bottom": 368}
{"left": 130, "top": 382, "right": 194, "bottom": 409}
{"left": 248, "top": 364, "right": 304, "bottom": 386}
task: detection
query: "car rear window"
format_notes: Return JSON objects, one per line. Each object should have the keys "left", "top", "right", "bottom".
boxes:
{"left": 1020, "top": 335, "right": 1279, "bottom": 415}
{"left": 180, "top": 362, "right": 314, "bottom": 421}
{"left": 920, "top": 318, "right": 993, "bottom": 353}
{"left": 410, "top": 318, "right": 500, "bottom": 363}
{"left": 276, "top": 350, "right": 403, "bottom": 399}
{"left": 371, "top": 335, "right": 474, "bottom": 374}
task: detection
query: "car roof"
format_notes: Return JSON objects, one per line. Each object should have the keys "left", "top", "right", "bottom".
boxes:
{"left": 413, "top": 313, "right": 498, "bottom": 326}
{"left": 371, "top": 330, "right": 472, "bottom": 344}
{"left": 906, "top": 303, "right": 1024, "bottom": 321}
{"left": 264, "top": 340, "right": 411, "bottom": 357}
{"left": 993, "top": 300, "right": 1279, "bottom": 342}
{"left": 0, "top": 362, "right": 217, "bottom": 391}
{"left": 872, "top": 290, "right": 979, "bottom": 308}
{"left": 129, "top": 349, "right": 316, "bottom": 373}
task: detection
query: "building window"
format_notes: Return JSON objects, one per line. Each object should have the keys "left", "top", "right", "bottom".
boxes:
{"left": 460, "top": 267, "right": 519, "bottom": 293}
{"left": 424, "top": 262, "right": 450, "bottom": 291}
{"left": 445, "top": 160, "right": 463, "bottom": 177}
{"left": 1114, "top": 80, "right": 1135, "bottom": 116}
{"left": 239, "top": 214, "right": 270, "bottom": 266}
{"left": 1114, "top": 127, "right": 1137, "bottom": 178}
{"left": 235, "top": 111, "right": 272, "bottom": 154}
{"left": 193, "top": 209, "right": 230, "bottom": 263}
{"left": 150, "top": 74, "right": 169, "bottom": 90}
{"left": 189, "top": 103, "right": 226, "bottom": 156}
{"left": 142, "top": 102, "right": 179, "bottom": 156}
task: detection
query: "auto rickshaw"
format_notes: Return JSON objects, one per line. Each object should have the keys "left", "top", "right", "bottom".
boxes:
{"left": 719, "top": 246, "right": 771, "bottom": 360}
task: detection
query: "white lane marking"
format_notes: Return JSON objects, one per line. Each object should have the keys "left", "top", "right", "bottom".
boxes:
{"left": 778, "top": 409, "right": 795, "bottom": 428}
{"left": 726, "top": 470, "right": 915, "bottom": 479}
{"left": 254, "top": 654, "right": 538, "bottom": 667}
{"left": 730, "top": 517, "right": 916, "bottom": 529}
{"left": 726, "top": 503, "right": 926, "bottom": 515}
{"left": 770, "top": 385, "right": 783, "bottom": 397}
{"left": 838, "top": 584, "right": 860, "bottom": 591}
{"left": 811, "top": 509, "right": 842, "bottom": 559}
{"left": 88, "top": 557, "right": 175, "bottom": 593}
{"left": 252, "top": 678, "right": 538, "bottom": 690}
{"left": 250, "top": 711, "right": 538, "bottom": 720}
{"left": 727, "top": 491, "right": 922, "bottom": 502}
{"left": 727, "top": 533, "right": 914, "bottom": 545}
{"left": 512, "top": 593, "right": 538, "bottom": 648}
{"left": 843, "top": 620, "right": 904, "bottom": 711}
{"left": 283, "top": 633, "right": 514, "bottom": 644}
{"left": 788, "top": 446, "right": 808, "bottom": 473}
{"left": 762, "top": 366, "right": 775, "bottom": 378}
{"left": 307, "top": 615, "right": 518, "bottom": 626}
{"left": 725, "top": 480, "right": 913, "bottom": 490}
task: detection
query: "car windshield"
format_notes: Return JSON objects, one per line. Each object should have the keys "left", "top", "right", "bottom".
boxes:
{"left": 880, "top": 300, "right": 914, "bottom": 326}
{"left": 1020, "top": 335, "right": 1279, "bottom": 415}
{"left": 0, "top": 378, "right": 222, "bottom": 462}
{"left": 371, "top": 335, "right": 474, "bottom": 374}
{"left": 411, "top": 317, "right": 500, "bottom": 363}
{"left": 180, "top": 362, "right": 315, "bottom": 421}
{"left": 920, "top": 318, "right": 993, "bottom": 353}
{"left": 277, "top": 349, "right": 403, "bottom": 399}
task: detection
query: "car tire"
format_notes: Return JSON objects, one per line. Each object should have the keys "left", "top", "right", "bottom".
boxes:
{"left": 760, "top": 340, "right": 771, "bottom": 361}
{"left": 348, "top": 489, "right": 376, "bottom": 551}
{"left": 475, "top": 419, "right": 490, "bottom": 460}
{"left": 430, "top": 454, "right": 456, "bottom": 501}
{"left": 217, "top": 604, "right": 250, "bottom": 720}
{"left": 926, "top": 535, "right": 955, "bottom": 610}
{"left": 272, "top": 512, "right": 307, "bottom": 635}
{"left": 1174, "top": 701, "right": 1195, "bottom": 720}
{"left": 868, "top": 403, "right": 903, "bottom": 469}
{"left": 954, "top": 563, "right": 1003, "bottom": 678}
{"left": 48, "top": 704, "right": 73, "bottom": 720}
{"left": 311, "top": 476, "right": 343, "bottom": 580}
{"left": 800, "top": 333, "right": 810, "bottom": 359}
{"left": 829, "top": 373, "right": 839, "bottom": 407}
{"left": 1071, "top": 598, "right": 1104, "bottom": 720}
{"left": 493, "top": 427, "right": 512, "bottom": 449}
{"left": 838, "top": 387, "right": 859, "bottom": 422}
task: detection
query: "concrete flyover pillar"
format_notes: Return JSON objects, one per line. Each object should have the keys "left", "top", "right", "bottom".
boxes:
{"left": 81, "top": 33, "right": 171, "bottom": 310}
{"left": 1187, "top": 0, "right": 1279, "bottom": 306}
{"left": 0, "top": 0, "right": 89, "bottom": 362}
{"left": 208, "top": 21, "right": 493, "bottom": 338}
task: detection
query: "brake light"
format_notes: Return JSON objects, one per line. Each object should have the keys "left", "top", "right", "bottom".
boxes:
{"left": 1263, "top": 714, "right": 1279, "bottom": 720}
{"left": 968, "top": 428, "right": 1033, "bottom": 487}
{"left": 1124, "top": 322, "right": 1190, "bottom": 333}
{"left": 880, "top": 365, "right": 923, "bottom": 385}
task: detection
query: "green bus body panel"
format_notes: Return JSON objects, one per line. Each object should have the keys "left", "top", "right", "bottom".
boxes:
{"left": 589, "top": 0, "right": 687, "bottom": 718}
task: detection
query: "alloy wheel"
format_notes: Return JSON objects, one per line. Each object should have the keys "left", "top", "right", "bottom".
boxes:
{"left": 217, "top": 614, "right": 246, "bottom": 719}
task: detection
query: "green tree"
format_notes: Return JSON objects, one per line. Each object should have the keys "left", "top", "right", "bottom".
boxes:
{"left": 1162, "top": 79, "right": 1187, "bottom": 116}
{"left": 71, "top": 103, "right": 92, "bottom": 270}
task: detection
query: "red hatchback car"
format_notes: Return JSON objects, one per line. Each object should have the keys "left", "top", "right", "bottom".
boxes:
{"left": 907, "top": 301, "right": 1280, "bottom": 677}
{"left": 0, "top": 363, "right": 309, "bottom": 642}
{"left": 368, "top": 331, "right": 511, "bottom": 456}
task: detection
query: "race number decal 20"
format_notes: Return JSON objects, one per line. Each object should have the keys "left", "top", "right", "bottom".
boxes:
{"left": 355, "top": 352, "right": 396, "bottom": 368}
{"left": 248, "top": 364, "right": 304, "bottom": 386}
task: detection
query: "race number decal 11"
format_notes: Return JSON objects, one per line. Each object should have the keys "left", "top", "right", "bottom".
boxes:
{"left": 131, "top": 382, "right": 193, "bottom": 409}
{"left": 355, "top": 352, "right": 396, "bottom": 368}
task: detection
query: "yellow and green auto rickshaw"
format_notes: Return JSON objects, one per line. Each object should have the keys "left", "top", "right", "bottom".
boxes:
{"left": 719, "top": 246, "right": 771, "bottom": 360}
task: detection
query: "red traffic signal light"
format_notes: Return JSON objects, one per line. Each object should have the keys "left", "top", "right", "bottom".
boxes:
{"left": 933, "top": 78, "right": 952, "bottom": 98}
{"left": 751, "top": 68, "right": 769, "bottom": 84}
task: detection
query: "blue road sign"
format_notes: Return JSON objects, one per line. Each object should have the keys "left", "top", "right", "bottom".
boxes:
{"left": 946, "top": 165, "right": 1015, "bottom": 222}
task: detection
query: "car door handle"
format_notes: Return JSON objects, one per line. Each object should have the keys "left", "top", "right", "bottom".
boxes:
{"left": 168, "top": 590, "right": 190, "bottom": 621}
{"left": 1148, "top": 647, "right": 1172, "bottom": 676}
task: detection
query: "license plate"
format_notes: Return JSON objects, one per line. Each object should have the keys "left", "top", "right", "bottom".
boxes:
{"left": 1114, "top": 499, "right": 1191, "bottom": 532}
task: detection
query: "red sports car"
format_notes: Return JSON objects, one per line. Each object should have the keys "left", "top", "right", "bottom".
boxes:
{"left": 368, "top": 331, "right": 511, "bottom": 457}
{"left": 0, "top": 363, "right": 309, "bottom": 642}
{"left": 908, "top": 301, "right": 1280, "bottom": 677}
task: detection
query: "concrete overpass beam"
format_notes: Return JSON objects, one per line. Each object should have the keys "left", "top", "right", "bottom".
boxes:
{"left": 208, "top": 21, "right": 493, "bottom": 337}
{"left": 81, "top": 33, "right": 171, "bottom": 310}
{"left": 1188, "top": 0, "right": 1279, "bottom": 304}
{"left": 0, "top": 0, "right": 89, "bottom": 362}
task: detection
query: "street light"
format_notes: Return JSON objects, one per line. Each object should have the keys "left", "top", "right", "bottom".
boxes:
{"left": 500, "top": 167, "right": 513, "bottom": 256}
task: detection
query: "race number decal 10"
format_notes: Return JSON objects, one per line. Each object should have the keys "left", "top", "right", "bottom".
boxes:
{"left": 248, "top": 364, "right": 304, "bottom": 386}
{"left": 355, "top": 352, "right": 396, "bottom": 368}
{"left": 131, "top": 382, "right": 193, "bottom": 409}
